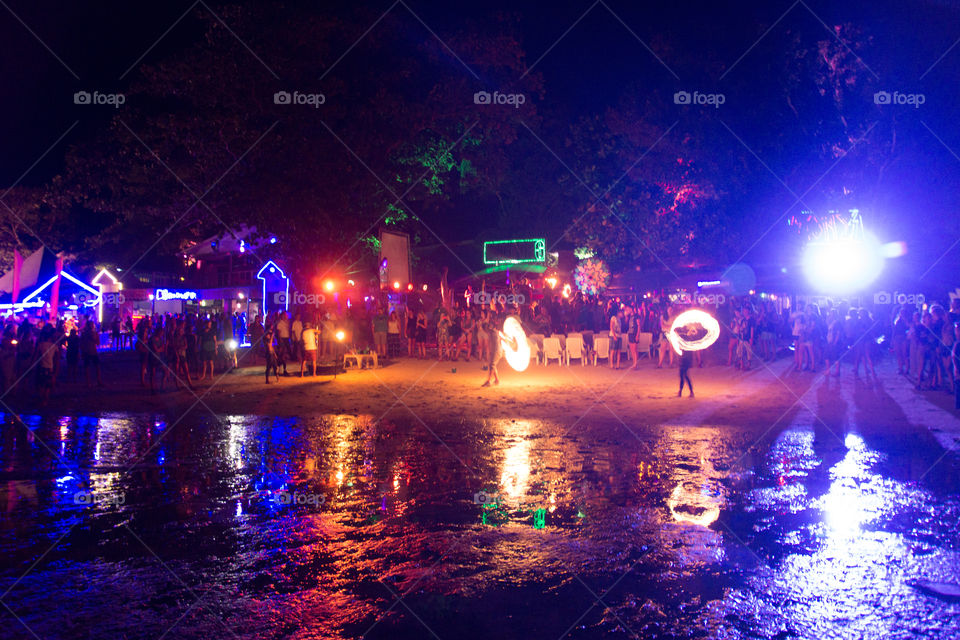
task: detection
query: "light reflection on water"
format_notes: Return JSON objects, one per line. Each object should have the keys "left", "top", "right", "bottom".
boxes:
{"left": 0, "top": 412, "right": 957, "bottom": 639}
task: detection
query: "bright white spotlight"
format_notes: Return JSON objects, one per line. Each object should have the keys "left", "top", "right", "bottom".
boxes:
{"left": 500, "top": 316, "right": 530, "bottom": 372}
{"left": 668, "top": 309, "right": 721, "bottom": 355}
{"left": 802, "top": 231, "right": 884, "bottom": 294}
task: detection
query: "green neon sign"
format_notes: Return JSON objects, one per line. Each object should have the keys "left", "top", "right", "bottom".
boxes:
{"left": 483, "top": 238, "right": 546, "bottom": 265}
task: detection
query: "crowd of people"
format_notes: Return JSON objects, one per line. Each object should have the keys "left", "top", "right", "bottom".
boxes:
{"left": 4, "top": 288, "right": 960, "bottom": 407}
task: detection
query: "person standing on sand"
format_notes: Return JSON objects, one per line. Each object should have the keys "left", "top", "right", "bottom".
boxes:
{"left": 482, "top": 313, "right": 505, "bottom": 387}
{"left": 249, "top": 315, "right": 265, "bottom": 365}
{"left": 415, "top": 310, "right": 428, "bottom": 358}
{"left": 608, "top": 307, "right": 622, "bottom": 370}
{"left": 275, "top": 312, "right": 291, "bottom": 375}
{"left": 406, "top": 307, "right": 418, "bottom": 357}
{"left": 300, "top": 321, "right": 318, "bottom": 377}
{"left": 677, "top": 347, "right": 694, "bottom": 397}
{"left": 264, "top": 327, "right": 280, "bottom": 384}
{"left": 80, "top": 321, "right": 104, "bottom": 388}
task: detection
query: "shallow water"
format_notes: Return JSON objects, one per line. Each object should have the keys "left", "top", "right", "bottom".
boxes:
{"left": 1, "top": 411, "right": 958, "bottom": 639}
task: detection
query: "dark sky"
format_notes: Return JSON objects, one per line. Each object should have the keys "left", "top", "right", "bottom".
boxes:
{"left": 4, "top": 0, "right": 959, "bottom": 186}
{"left": 3, "top": 0, "right": 960, "bottom": 288}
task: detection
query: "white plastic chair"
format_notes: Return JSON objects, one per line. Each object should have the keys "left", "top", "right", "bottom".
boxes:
{"left": 638, "top": 332, "right": 653, "bottom": 359}
{"left": 543, "top": 337, "right": 564, "bottom": 365}
{"left": 566, "top": 335, "right": 585, "bottom": 366}
{"left": 581, "top": 330, "right": 595, "bottom": 358}
{"left": 594, "top": 336, "right": 610, "bottom": 366}
{"left": 551, "top": 333, "right": 566, "bottom": 352}
{"left": 529, "top": 333, "right": 545, "bottom": 353}
{"left": 527, "top": 337, "right": 541, "bottom": 366}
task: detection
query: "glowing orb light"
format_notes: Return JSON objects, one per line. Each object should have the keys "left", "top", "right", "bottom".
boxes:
{"left": 500, "top": 316, "right": 530, "bottom": 372}
{"left": 668, "top": 309, "right": 720, "bottom": 355}
{"left": 335, "top": 330, "right": 345, "bottom": 342}
{"left": 802, "top": 231, "right": 884, "bottom": 294}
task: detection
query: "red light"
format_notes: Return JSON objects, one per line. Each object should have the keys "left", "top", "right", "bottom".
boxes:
{"left": 422, "top": 284, "right": 428, "bottom": 291}
{"left": 393, "top": 281, "right": 400, "bottom": 290}
{"left": 324, "top": 280, "right": 335, "bottom": 292}
{"left": 407, "top": 283, "right": 413, "bottom": 291}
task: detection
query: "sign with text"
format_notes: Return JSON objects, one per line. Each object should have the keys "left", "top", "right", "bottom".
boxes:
{"left": 155, "top": 288, "right": 198, "bottom": 301}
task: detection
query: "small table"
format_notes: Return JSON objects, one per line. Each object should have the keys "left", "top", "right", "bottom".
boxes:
{"left": 343, "top": 352, "right": 378, "bottom": 369}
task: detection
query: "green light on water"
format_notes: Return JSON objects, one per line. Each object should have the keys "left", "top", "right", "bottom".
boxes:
{"left": 533, "top": 508, "right": 546, "bottom": 529}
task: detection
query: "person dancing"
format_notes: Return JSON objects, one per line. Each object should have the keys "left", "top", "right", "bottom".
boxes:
{"left": 678, "top": 347, "right": 694, "bottom": 398}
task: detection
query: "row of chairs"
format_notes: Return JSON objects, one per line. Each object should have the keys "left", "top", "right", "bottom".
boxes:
{"left": 527, "top": 332, "right": 655, "bottom": 366}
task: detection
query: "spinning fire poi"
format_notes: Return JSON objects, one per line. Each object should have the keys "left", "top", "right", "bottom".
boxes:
{"left": 482, "top": 316, "right": 530, "bottom": 386}
{"left": 668, "top": 309, "right": 721, "bottom": 398}
{"left": 667, "top": 309, "right": 721, "bottom": 355}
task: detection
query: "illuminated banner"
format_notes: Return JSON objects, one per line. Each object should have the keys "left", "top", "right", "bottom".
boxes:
{"left": 483, "top": 239, "right": 546, "bottom": 265}
{"left": 155, "top": 288, "right": 198, "bottom": 301}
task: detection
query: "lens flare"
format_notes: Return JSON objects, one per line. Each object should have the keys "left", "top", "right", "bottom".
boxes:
{"left": 500, "top": 316, "right": 530, "bottom": 372}
{"left": 802, "top": 231, "right": 884, "bottom": 294}
{"left": 668, "top": 309, "right": 721, "bottom": 355}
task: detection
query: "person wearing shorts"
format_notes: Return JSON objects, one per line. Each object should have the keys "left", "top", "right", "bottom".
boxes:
{"left": 626, "top": 305, "right": 640, "bottom": 369}
{"left": 300, "top": 322, "right": 318, "bottom": 377}
{"left": 608, "top": 310, "right": 622, "bottom": 370}
{"left": 373, "top": 307, "right": 388, "bottom": 358}
{"left": 199, "top": 320, "right": 217, "bottom": 380}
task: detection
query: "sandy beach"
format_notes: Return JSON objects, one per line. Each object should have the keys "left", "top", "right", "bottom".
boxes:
{"left": 8, "top": 351, "right": 960, "bottom": 453}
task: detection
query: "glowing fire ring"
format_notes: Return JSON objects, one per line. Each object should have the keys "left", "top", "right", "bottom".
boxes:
{"left": 667, "top": 309, "right": 720, "bottom": 355}
{"left": 500, "top": 316, "right": 530, "bottom": 372}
